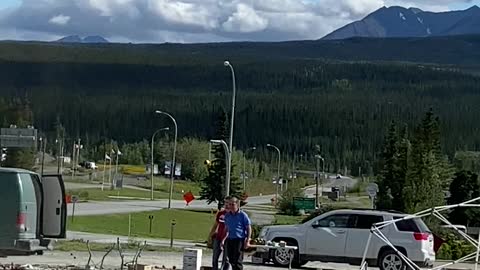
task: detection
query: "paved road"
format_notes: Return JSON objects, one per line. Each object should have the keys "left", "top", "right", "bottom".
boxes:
{"left": 68, "top": 195, "right": 274, "bottom": 216}
{"left": 303, "top": 175, "right": 358, "bottom": 197}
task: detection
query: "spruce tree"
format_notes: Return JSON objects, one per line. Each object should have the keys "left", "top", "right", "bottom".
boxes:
{"left": 403, "top": 109, "right": 452, "bottom": 213}
{"left": 376, "top": 121, "right": 398, "bottom": 210}
{"left": 200, "top": 109, "right": 242, "bottom": 209}
{"left": 392, "top": 124, "right": 410, "bottom": 212}
{"left": 448, "top": 171, "right": 480, "bottom": 226}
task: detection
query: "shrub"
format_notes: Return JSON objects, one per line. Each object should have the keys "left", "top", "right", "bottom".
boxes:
{"left": 278, "top": 186, "right": 304, "bottom": 215}
{"left": 436, "top": 233, "right": 475, "bottom": 260}
{"left": 79, "top": 191, "right": 89, "bottom": 199}
{"left": 251, "top": 224, "right": 265, "bottom": 239}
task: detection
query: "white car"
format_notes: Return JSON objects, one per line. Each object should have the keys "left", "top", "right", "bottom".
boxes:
{"left": 253, "top": 209, "right": 435, "bottom": 270}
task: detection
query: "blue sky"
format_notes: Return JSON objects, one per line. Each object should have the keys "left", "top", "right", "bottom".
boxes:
{"left": 0, "top": 0, "right": 479, "bottom": 43}
{"left": 0, "top": 0, "right": 19, "bottom": 9}
{"left": 1, "top": 0, "right": 479, "bottom": 10}
{"left": 449, "top": 0, "right": 480, "bottom": 9}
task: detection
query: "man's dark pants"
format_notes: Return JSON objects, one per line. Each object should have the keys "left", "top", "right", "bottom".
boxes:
{"left": 212, "top": 238, "right": 229, "bottom": 270}
{"left": 226, "top": 238, "right": 245, "bottom": 270}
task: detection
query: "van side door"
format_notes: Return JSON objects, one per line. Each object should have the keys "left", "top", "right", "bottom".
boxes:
{"left": 40, "top": 175, "right": 67, "bottom": 238}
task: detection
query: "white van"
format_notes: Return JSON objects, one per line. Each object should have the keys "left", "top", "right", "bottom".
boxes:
{"left": 0, "top": 168, "right": 67, "bottom": 256}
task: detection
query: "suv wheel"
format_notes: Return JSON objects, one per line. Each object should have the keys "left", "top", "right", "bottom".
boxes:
{"left": 272, "top": 248, "right": 297, "bottom": 267}
{"left": 379, "top": 250, "right": 405, "bottom": 270}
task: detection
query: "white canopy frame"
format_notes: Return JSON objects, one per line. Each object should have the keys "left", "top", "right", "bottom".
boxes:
{"left": 360, "top": 197, "right": 480, "bottom": 270}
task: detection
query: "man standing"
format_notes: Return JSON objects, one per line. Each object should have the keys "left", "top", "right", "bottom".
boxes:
{"left": 208, "top": 200, "right": 229, "bottom": 270}
{"left": 224, "top": 196, "right": 252, "bottom": 270}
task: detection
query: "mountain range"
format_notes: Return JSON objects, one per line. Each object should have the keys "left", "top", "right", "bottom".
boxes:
{"left": 56, "top": 35, "right": 109, "bottom": 43}
{"left": 323, "top": 5, "right": 480, "bottom": 40}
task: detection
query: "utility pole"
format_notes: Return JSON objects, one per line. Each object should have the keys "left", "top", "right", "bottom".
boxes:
{"left": 41, "top": 137, "right": 46, "bottom": 176}
{"left": 71, "top": 139, "right": 76, "bottom": 181}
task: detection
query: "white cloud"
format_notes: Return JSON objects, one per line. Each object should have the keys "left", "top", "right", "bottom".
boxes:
{"left": 148, "top": 0, "right": 220, "bottom": 30}
{"left": 48, "top": 14, "right": 70, "bottom": 25}
{"left": 222, "top": 3, "right": 268, "bottom": 33}
{"left": 0, "top": 0, "right": 476, "bottom": 43}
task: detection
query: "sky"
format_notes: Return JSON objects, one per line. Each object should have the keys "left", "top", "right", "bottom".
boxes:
{"left": 0, "top": 0, "right": 479, "bottom": 43}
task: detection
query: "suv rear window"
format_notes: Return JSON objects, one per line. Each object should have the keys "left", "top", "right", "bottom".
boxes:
{"left": 354, "top": 215, "right": 384, "bottom": 229}
{"left": 394, "top": 217, "right": 429, "bottom": 232}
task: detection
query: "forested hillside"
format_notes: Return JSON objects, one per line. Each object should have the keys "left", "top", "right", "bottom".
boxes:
{"left": 1, "top": 39, "right": 480, "bottom": 174}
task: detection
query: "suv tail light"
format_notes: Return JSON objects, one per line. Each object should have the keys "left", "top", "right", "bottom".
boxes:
{"left": 413, "top": 232, "right": 429, "bottom": 241}
{"left": 16, "top": 212, "right": 26, "bottom": 232}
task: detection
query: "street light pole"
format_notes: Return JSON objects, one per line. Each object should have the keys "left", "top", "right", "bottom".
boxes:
{"left": 155, "top": 110, "right": 178, "bottom": 209}
{"left": 224, "top": 60, "right": 237, "bottom": 190}
{"left": 40, "top": 137, "right": 46, "bottom": 176}
{"left": 315, "top": 154, "right": 325, "bottom": 208}
{"left": 242, "top": 147, "right": 256, "bottom": 191}
{"left": 322, "top": 157, "right": 325, "bottom": 194}
{"left": 267, "top": 144, "right": 281, "bottom": 203}
{"left": 211, "top": 140, "right": 230, "bottom": 197}
{"left": 150, "top": 127, "right": 170, "bottom": 201}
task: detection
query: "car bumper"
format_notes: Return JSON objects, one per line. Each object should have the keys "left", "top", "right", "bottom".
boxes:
{"left": 8, "top": 238, "right": 53, "bottom": 254}
{"left": 411, "top": 250, "right": 435, "bottom": 267}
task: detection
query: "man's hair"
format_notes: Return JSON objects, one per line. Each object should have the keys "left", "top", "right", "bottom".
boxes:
{"left": 224, "top": 195, "right": 239, "bottom": 203}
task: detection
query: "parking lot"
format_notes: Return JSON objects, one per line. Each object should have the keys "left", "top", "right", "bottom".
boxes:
{"left": 0, "top": 251, "right": 476, "bottom": 270}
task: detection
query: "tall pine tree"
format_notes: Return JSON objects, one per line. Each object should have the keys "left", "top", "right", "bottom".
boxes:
{"left": 393, "top": 124, "right": 410, "bottom": 212}
{"left": 448, "top": 171, "right": 480, "bottom": 226}
{"left": 403, "top": 109, "right": 453, "bottom": 213}
{"left": 200, "top": 109, "right": 241, "bottom": 209}
{"left": 376, "top": 122, "right": 399, "bottom": 210}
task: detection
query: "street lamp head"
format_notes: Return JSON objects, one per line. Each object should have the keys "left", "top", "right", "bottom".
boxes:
{"left": 155, "top": 110, "right": 163, "bottom": 114}
{"left": 266, "top": 144, "right": 271, "bottom": 147}
{"left": 162, "top": 127, "right": 170, "bottom": 131}
{"left": 224, "top": 60, "right": 230, "bottom": 67}
{"left": 210, "top": 139, "right": 222, "bottom": 144}
{"left": 252, "top": 147, "right": 256, "bottom": 150}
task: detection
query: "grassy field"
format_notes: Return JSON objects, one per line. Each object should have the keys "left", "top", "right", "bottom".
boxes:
{"left": 323, "top": 196, "right": 372, "bottom": 208}
{"left": 68, "top": 209, "right": 215, "bottom": 241}
{"left": 244, "top": 177, "right": 314, "bottom": 197}
{"left": 56, "top": 240, "right": 184, "bottom": 252}
{"left": 274, "top": 214, "right": 305, "bottom": 225}
{"left": 135, "top": 177, "right": 202, "bottom": 196}
{"left": 121, "top": 164, "right": 147, "bottom": 175}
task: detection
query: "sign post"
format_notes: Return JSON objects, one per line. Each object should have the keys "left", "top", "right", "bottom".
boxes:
{"left": 148, "top": 215, "right": 154, "bottom": 234}
{"left": 366, "top": 183, "right": 379, "bottom": 209}
{"left": 170, "top": 219, "right": 176, "bottom": 248}
{"left": 71, "top": 195, "right": 79, "bottom": 223}
{"left": 293, "top": 197, "right": 316, "bottom": 213}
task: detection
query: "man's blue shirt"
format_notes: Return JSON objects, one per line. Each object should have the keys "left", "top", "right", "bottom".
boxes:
{"left": 224, "top": 210, "right": 251, "bottom": 239}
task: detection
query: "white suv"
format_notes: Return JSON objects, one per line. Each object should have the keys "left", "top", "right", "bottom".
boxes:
{"left": 253, "top": 209, "right": 435, "bottom": 270}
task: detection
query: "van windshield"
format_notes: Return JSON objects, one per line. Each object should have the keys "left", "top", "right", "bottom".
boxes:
{"left": 0, "top": 171, "right": 17, "bottom": 181}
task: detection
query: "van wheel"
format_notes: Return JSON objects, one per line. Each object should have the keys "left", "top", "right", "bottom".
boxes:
{"left": 36, "top": 250, "right": 44, "bottom": 255}
{"left": 379, "top": 250, "right": 405, "bottom": 270}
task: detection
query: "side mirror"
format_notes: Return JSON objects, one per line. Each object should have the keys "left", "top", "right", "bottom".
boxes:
{"left": 312, "top": 222, "right": 322, "bottom": 228}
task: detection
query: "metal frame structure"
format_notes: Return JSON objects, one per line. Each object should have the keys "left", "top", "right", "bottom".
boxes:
{"left": 360, "top": 197, "right": 480, "bottom": 270}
